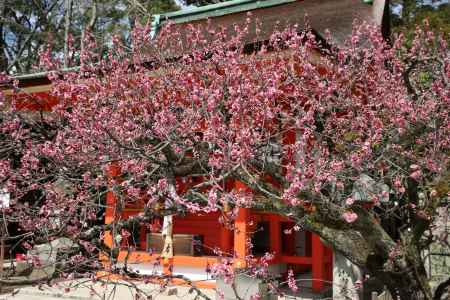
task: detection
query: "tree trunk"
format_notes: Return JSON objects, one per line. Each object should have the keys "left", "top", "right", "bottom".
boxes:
{"left": 63, "top": 0, "right": 73, "bottom": 68}
{"left": 300, "top": 205, "right": 432, "bottom": 300}
{"left": 372, "top": 269, "right": 423, "bottom": 300}
{"left": 0, "top": 226, "right": 4, "bottom": 279}
{"left": 161, "top": 183, "right": 176, "bottom": 274}
{"left": 0, "top": 0, "right": 7, "bottom": 72}
{"left": 161, "top": 215, "right": 173, "bottom": 259}
{"left": 81, "top": 0, "right": 97, "bottom": 54}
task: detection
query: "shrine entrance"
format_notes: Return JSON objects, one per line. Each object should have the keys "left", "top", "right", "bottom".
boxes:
{"left": 105, "top": 201, "right": 333, "bottom": 292}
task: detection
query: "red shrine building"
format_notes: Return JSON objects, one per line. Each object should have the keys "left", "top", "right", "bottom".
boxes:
{"left": 2, "top": 0, "right": 389, "bottom": 295}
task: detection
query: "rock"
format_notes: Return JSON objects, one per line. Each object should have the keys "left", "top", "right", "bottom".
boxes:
{"left": 50, "top": 237, "right": 74, "bottom": 251}
{"left": 333, "top": 251, "right": 363, "bottom": 300}
{"left": 26, "top": 238, "right": 76, "bottom": 280}
{"left": 216, "top": 272, "right": 270, "bottom": 300}
{"left": 352, "top": 174, "right": 390, "bottom": 203}
{"left": 27, "top": 243, "right": 56, "bottom": 280}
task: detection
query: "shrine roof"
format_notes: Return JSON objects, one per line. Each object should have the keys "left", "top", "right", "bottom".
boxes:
{"left": 151, "top": 0, "right": 388, "bottom": 46}
{"left": 3, "top": 0, "right": 388, "bottom": 87}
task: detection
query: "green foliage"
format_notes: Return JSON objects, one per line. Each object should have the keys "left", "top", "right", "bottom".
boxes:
{"left": 391, "top": 1, "right": 450, "bottom": 41}
{"left": 97, "top": 0, "right": 179, "bottom": 38}
{"left": 0, "top": 0, "right": 180, "bottom": 75}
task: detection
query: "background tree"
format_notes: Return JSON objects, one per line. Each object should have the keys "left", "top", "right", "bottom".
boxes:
{"left": 0, "top": 0, "right": 180, "bottom": 74}
{"left": 2, "top": 0, "right": 450, "bottom": 75}
{"left": 391, "top": 0, "right": 450, "bottom": 40}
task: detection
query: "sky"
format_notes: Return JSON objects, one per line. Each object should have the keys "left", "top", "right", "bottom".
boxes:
{"left": 173, "top": 0, "right": 195, "bottom": 9}
{"left": 391, "top": 0, "right": 449, "bottom": 15}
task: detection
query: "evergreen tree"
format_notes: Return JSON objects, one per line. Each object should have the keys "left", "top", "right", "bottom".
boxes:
{"left": 391, "top": 0, "right": 449, "bottom": 40}
{"left": 0, "top": 0, "right": 180, "bottom": 74}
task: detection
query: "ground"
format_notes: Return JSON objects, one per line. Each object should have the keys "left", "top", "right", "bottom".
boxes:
{"left": 0, "top": 279, "right": 326, "bottom": 300}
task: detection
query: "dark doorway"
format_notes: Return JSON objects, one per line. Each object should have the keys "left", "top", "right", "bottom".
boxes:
{"left": 252, "top": 221, "right": 271, "bottom": 256}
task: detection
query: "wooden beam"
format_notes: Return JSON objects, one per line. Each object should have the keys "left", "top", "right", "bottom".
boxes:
{"left": 116, "top": 251, "right": 220, "bottom": 267}
{"left": 2, "top": 84, "right": 52, "bottom": 95}
{"left": 104, "top": 163, "right": 121, "bottom": 249}
{"left": 280, "top": 255, "right": 312, "bottom": 265}
{"left": 104, "top": 189, "right": 117, "bottom": 249}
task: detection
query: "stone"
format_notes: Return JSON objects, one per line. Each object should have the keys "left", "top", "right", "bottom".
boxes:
{"left": 50, "top": 237, "right": 74, "bottom": 251}
{"left": 26, "top": 238, "right": 76, "bottom": 280}
{"left": 27, "top": 243, "right": 56, "bottom": 280}
{"left": 216, "top": 272, "right": 270, "bottom": 300}
{"left": 333, "top": 251, "right": 363, "bottom": 300}
{"left": 352, "top": 174, "right": 390, "bottom": 203}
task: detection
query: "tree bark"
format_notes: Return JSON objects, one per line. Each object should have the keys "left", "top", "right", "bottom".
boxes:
{"left": 161, "top": 184, "right": 176, "bottom": 274}
{"left": 433, "top": 277, "right": 450, "bottom": 300}
{"left": 0, "top": 226, "right": 4, "bottom": 279}
{"left": 0, "top": 0, "right": 7, "bottom": 72}
{"left": 81, "top": 0, "right": 97, "bottom": 54}
{"left": 63, "top": 0, "right": 73, "bottom": 68}
{"left": 161, "top": 215, "right": 173, "bottom": 259}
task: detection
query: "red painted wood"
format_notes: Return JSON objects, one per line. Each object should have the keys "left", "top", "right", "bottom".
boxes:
{"left": 104, "top": 216, "right": 114, "bottom": 248}
{"left": 311, "top": 233, "right": 326, "bottom": 292}
{"left": 281, "top": 255, "right": 312, "bottom": 265}
{"left": 269, "top": 215, "right": 281, "bottom": 256}
{"left": 220, "top": 225, "right": 233, "bottom": 255}
{"left": 283, "top": 129, "right": 296, "bottom": 145}
{"left": 325, "top": 246, "right": 333, "bottom": 281}
{"left": 305, "top": 230, "right": 312, "bottom": 257}
{"left": 234, "top": 207, "right": 249, "bottom": 267}
{"left": 173, "top": 213, "right": 223, "bottom": 254}
{"left": 14, "top": 92, "right": 58, "bottom": 111}
{"left": 105, "top": 192, "right": 116, "bottom": 217}
{"left": 281, "top": 222, "right": 296, "bottom": 256}
{"left": 234, "top": 180, "right": 251, "bottom": 193}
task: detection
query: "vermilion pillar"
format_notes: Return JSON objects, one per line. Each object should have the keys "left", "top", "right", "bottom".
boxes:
{"left": 104, "top": 162, "right": 121, "bottom": 248}
{"left": 104, "top": 191, "right": 116, "bottom": 248}
{"left": 220, "top": 225, "right": 233, "bottom": 255}
{"left": 270, "top": 215, "right": 282, "bottom": 257}
{"left": 325, "top": 247, "right": 333, "bottom": 282}
{"left": 233, "top": 180, "right": 250, "bottom": 267}
{"left": 311, "top": 233, "right": 326, "bottom": 292}
{"left": 234, "top": 207, "right": 249, "bottom": 268}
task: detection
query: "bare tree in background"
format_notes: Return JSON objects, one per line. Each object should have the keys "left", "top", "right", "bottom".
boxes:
{"left": 0, "top": 0, "right": 180, "bottom": 75}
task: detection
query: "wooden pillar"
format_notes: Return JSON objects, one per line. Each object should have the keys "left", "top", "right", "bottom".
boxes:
{"left": 234, "top": 207, "right": 249, "bottom": 268}
{"left": 233, "top": 180, "right": 251, "bottom": 268}
{"left": 140, "top": 225, "right": 147, "bottom": 251}
{"left": 104, "top": 162, "right": 121, "bottom": 249}
{"left": 104, "top": 191, "right": 116, "bottom": 248}
{"left": 326, "top": 247, "right": 333, "bottom": 281}
{"left": 220, "top": 225, "right": 233, "bottom": 255}
{"left": 270, "top": 215, "right": 282, "bottom": 257}
{"left": 311, "top": 233, "right": 326, "bottom": 292}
